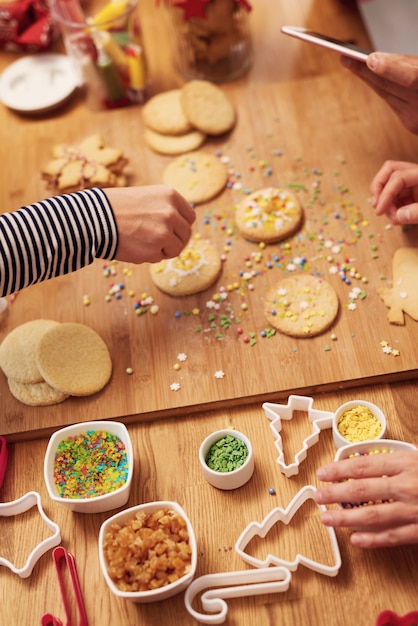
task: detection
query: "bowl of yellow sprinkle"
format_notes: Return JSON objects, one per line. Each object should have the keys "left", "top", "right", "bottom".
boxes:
{"left": 332, "top": 400, "right": 387, "bottom": 449}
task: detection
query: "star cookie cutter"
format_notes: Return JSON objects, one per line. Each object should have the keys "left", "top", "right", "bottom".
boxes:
{"left": 235, "top": 485, "right": 341, "bottom": 576}
{"left": 262, "top": 395, "right": 334, "bottom": 477}
{"left": 0, "top": 491, "right": 61, "bottom": 577}
{"left": 184, "top": 566, "right": 291, "bottom": 625}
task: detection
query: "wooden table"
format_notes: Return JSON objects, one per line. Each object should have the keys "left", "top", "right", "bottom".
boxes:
{"left": 1, "top": 1, "right": 418, "bottom": 624}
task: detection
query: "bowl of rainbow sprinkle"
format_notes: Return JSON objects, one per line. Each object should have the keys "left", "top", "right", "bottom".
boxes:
{"left": 44, "top": 420, "right": 133, "bottom": 513}
{"left": 332, "top": 400, "right": 387, "bottom": 449}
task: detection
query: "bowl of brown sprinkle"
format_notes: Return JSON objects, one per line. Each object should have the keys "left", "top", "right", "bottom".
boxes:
{"left": 98, "top": 501, "right": 197, "bottom": 602}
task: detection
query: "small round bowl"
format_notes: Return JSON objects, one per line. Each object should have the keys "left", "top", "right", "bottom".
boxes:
{"left": 44, "top": 420, "right": 134, "bottom": 513}
{"left": 199, "top": 429, "right": 254, "bottom": 490}
{"left": 98, "top": 501, "right": 197, "bottom": 603}
{"left": 332, "top": 400, "right": 387, "bottom": 449}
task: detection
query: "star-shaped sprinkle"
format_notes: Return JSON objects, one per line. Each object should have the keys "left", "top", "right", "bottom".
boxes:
{"left": 177, "top": 353, "right": 188, "bottom": 362}
{"left": 214, "top": 370, "right": 225, "bottom": 379}
{"left": 170, "top": 382, "right": 181, "bottom": 391}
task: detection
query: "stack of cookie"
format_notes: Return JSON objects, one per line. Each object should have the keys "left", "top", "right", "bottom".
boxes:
{"left": 0, "top": 320, "right": 112, "bottom": 406}
{"left": 142, "top": 80, "right": 236, "bottom": 155}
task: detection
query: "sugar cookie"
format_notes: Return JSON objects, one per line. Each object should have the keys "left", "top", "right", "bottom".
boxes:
{"left": 150, "top": 238, "right": 222, "bottom": 296}
{"left": 162, "top": 151, "right": 228, "bottom": 204}
{"left": 142, "top": 89, "right": 194, "bottom": 135}
{"left": 144, "top": 127, "right": 206, "bottom": 155}
{"left": 0, "top": 319, "right": 60, "bottom": 383}
{"left": 7, "top": 378, "right": 69, "bottom": 406}
{"left": 377, "top": 247, "right": 418, "bottom": 325}
{"left": 264, "top": 274, "right": 339, "bottom": 337}
{"left": 36, "top": 322, "right": 112, "bottom": 396}
{"left": 235, "top": 187, "right": 303, "bottom": 243}
{"left": 180, "top": 80, "right": 236, "bottom": 135}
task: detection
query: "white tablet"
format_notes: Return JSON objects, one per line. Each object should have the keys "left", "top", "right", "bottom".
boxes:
{"left": 281, "top": 26, "right": 371, "bottom": 62}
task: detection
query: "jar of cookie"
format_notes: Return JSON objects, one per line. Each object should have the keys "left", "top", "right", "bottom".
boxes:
{"left": 165, "top": 0, "right": 253, "bottom": 83}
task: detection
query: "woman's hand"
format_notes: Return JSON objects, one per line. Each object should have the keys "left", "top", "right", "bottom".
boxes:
{"left": 314, "top": 450, "right": 418, "bottom": 548}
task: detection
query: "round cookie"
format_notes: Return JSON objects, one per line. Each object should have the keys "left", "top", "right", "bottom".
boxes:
{"left": 0, "top": 319, "right": 60, "bottom": 383}
{"left": 162, "top": 151, "right": 228, "bottom": 204}
{"left": 36, "top": 322, "right": 112, "bottom": 396}
{"left": 180, "top": 80, "right": 236, "bottom": 135}
{"left": 235, "top": 187, "right": 303, "bottom": 243}
{"left": 142, "top": 89, "right": 193, "bottom": 135}
{"left": 264, "top": 274, "right": 339, "bottom": 337}
{"left": 144, "top": 127, "right": 206, "bottom": 155}
{"left": 150, "top": 238, "right": 222, "bottom": 296}
{"left": 7, "top": 378, "right": 69, "bottom": 406}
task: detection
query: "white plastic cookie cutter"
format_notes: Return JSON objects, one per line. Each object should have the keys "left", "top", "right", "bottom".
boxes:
{"left": 0, "top": 491, "right": 61, "bottom": 577}
{"left": 235, "top": 485, "right": 341, "bottom": 576}
{"left": 184, "top": 486, "right": 341, "bottom": 624}
{"left": 262, "top": 395, "right": 334, "bottom": 477}
{"left": 184, "top": 566, "right": 291, "bottom": 625}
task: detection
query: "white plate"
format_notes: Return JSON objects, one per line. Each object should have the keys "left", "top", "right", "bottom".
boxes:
{"left": 0, "top": 53, "right": 78, "bottom": 113}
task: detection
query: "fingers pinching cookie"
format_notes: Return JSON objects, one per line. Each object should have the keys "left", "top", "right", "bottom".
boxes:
{"left": 150, "top": 238, "right": 222, "bottom": 296}
{"left": 264, "top": 274, "right": 339, "bottom": 337}
{"left": 235, "top": 187, "right": 303, "bottom": 243}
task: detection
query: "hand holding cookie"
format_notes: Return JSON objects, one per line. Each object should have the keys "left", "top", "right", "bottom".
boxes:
{"left": 104, "top": 184, "right": 196, "bottom": 263}
{"left": 370, "top": 160, "right": 418, "bottom": 225}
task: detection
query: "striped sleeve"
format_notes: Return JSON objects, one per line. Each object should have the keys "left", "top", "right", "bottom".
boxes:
{"left": 0, "top": 187, "right": 118, "bottom": 297}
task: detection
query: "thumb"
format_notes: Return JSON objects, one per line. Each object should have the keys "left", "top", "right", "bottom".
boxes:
{"left": 395, "top": 204, "right": 418, "bottom": 225}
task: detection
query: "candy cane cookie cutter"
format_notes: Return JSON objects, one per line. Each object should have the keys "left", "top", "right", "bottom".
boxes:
{"left": 262, "top": 395, "right": 334, "bottom": 477}
{"left": 184, "top": 566, "right": 292, "bottom": 625}
{"left": 235, "top": 485, "right": 341, "bottom": 576}
{"left": 0, "top": 491, "right": 61, "bottom": 578}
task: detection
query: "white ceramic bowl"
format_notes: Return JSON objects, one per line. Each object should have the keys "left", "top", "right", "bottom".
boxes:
{"left": 334, "top": 438, "right": 417, "bottom": 462}
{"left": 98, "top": 501, "right": 197, "bottom": 603}
{"left": 199, "top": 429, "right": 254, "bottom": 490}
{"left": 44, "top": 420, "right": 133, "bottom": 513}
{"left": 332, "top": 400, "right": 387, "bottom": 449}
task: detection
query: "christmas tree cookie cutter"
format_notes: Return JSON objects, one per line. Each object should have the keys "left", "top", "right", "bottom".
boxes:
{"left": 262, "top": 394, "right": 334, "bottom": 477}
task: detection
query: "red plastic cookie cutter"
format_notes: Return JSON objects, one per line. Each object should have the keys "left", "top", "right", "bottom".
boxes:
{"left": 376, "top": 610, "right": 418, "bottom": 626}
{"left": 41, "top": 546, "right": 88, "bottom": 626}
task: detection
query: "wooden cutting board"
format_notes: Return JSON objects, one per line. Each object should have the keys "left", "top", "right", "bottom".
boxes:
{"left": 2, "top": 74, "right": 418, "bottom": 442}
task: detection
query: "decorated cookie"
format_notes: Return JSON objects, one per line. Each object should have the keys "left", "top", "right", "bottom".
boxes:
{"left": 180, "top": 80, "right": 236, "bottom": 135}
{"left": 41, "top": 134, "right": 128, "bottom": 193}
{"left": 377, "top": 247, "right": 418, "bottom": 325}
{"left": 162, "top": 151, "right": 228, "bottom": 204}
{"left": 0, "top": 319, "right": 60, "bottom": 383}
{"left": 235, "top": 187, "right": 303, "bottom": 243}
{"left": 36, "top": 322, "right": 112, "bottom": 396}
{"left": 150, "top": 238, "right": 222, "bottom": 296}
{"left": 144, "top": 127, "right": 206, "bottom": 155}
{"left": 264, "top": 274, "right": 339, "bottom": 337}
{"left": 142, "top": 89, "right": 194, "bottom": 135}
{"left": 7, "top": 378, "right": 69, "bottom": 406}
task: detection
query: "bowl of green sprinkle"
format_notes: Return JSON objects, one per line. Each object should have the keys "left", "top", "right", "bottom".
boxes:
{"left": 199, "top": 429, "right": 254, "bottom": 490}
{"left": 44, "top": 420, "right": 134, "bottom": 513}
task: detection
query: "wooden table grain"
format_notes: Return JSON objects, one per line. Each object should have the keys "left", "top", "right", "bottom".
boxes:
{"left": 1, "top": 1, "right": 418, "bottom": 624}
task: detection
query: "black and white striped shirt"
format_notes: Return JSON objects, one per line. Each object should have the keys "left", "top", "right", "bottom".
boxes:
{"left": 0, "top": 188, "right": 118, "bottom": 297}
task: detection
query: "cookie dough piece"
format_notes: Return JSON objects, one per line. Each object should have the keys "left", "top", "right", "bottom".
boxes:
{"left": 36, "top": 322, "right": 112, "bottom": 396}
{"left": 180, "top": 80, "right": 236, "bottom": 135}
{"left": 7, "top": 378, "right": 69, "bottom": 406}
{"left": 42, "top": 134, "right": 128, "bottom": 193}
{"left": 264, "top": 274, "right": 339, "bottom": 337}
{"left": 0, "top": 319, "right": 60, "bottom": 383}
{"left": 150, "top": 238, "right": 222, "bottom": 296}
{"left": 144, "top": 127, "right": 206, "bottom": 155}
{"left": 162, "top": 151, "right": 228, "bottom": 204}
{"left": 377, "top": 247, "right": 418, "bottom": 325}
{"left": 235, "top": 187, "right": 303, "bottom": 243}
{"left": 142, "top": 89, "right": 194, "bottom": 135}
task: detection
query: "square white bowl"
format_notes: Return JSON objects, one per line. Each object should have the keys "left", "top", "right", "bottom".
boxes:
{"left": 44, "top": 420, "right": 134, "bottom": 513}
{"left": 98, "top": 501, "right": 197, "bottom": 603}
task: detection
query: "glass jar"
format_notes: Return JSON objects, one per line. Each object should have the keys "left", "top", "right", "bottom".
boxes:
{"left": 50, "top": 0, "right": 147, "bottom": 109}
{"left": 166, "top": 0, "right": 253, "bottom": 83}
